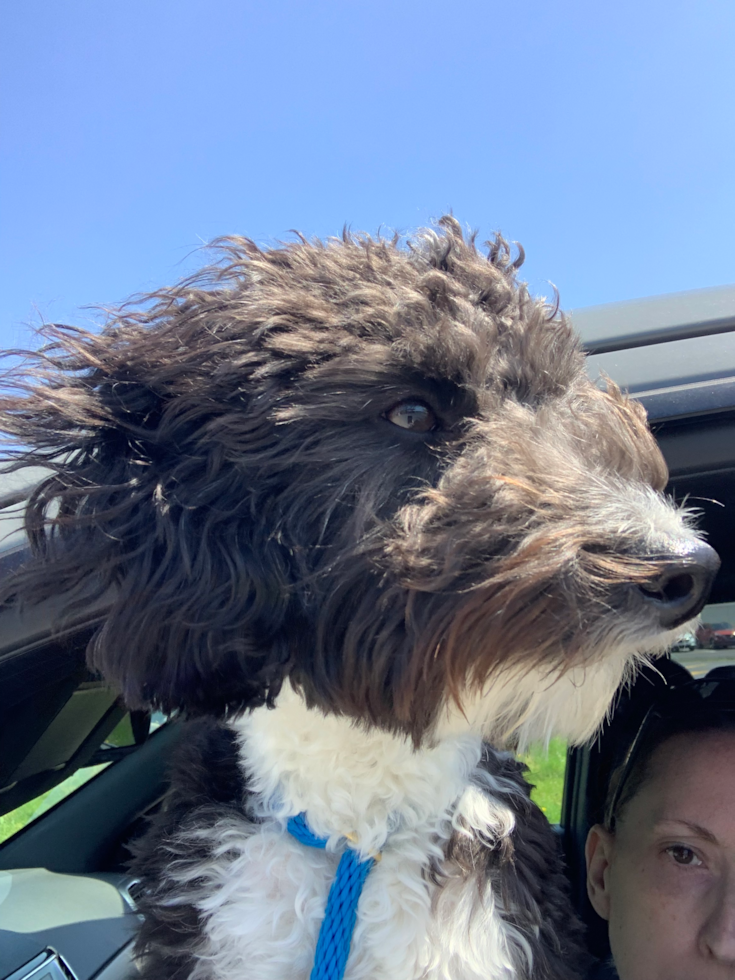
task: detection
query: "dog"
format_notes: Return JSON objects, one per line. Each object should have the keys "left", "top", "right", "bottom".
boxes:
{"left": 0, "top": 217, "right": 718, "bottom": 979}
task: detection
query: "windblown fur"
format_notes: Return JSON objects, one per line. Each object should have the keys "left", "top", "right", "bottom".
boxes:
{"left": 0, "top": 217, "right": 712, "bottom": 979}
{"left": 132, "top": 706, "right": 590, "bottom": 980}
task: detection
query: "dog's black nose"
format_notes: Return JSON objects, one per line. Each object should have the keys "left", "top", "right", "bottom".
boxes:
{"left": 638, "top": 539, "right": 720, "bottom": 629}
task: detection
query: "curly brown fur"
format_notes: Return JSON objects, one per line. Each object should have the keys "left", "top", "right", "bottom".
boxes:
{"left": 0, "top": 216, "right": 715, "bottom": 980}
{"left": 0, "top": 217, "right": 689, "bottom": 746}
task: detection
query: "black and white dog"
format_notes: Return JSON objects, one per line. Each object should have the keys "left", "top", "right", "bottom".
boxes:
{"left": 1, "top": 218, "right": 717, "bottom": 979}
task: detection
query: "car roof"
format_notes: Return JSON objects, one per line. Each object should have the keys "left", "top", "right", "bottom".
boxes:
{"left": 575, "top": 283, "right": 735, "bottom": 422}
{"left": 0, "top": 466, "right": 52, "bottom": 557}
{"left": 572, "top": 283, "right": 735, "bottom": 354}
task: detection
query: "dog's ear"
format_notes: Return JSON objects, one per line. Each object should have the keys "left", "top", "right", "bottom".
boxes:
{"left": 0, "top": 319, "right": 296, "bottom": 716}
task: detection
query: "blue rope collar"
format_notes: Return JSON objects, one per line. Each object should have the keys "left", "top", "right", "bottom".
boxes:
{"left": 287, "top": 813, "right": 378, "bottom": 980}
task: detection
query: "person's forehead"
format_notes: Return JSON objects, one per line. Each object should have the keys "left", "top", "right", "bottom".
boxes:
{"left": 636, "top": 731, "right": 735, "bottom": 827}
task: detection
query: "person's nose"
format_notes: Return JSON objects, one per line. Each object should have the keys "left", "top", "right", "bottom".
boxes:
{"left": 700, "top": 876, "right": 735, "bottom": 965}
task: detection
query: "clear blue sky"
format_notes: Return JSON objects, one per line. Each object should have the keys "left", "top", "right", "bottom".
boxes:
{"left": 1, "top": 0, "right": 734, "bottom": 351}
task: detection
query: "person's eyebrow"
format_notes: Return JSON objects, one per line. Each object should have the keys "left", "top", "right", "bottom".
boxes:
{"left": 653, "top": 819, "right": 719, "bottom": 844}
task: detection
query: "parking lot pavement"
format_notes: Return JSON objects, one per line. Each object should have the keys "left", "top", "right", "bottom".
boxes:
{"left": 674, "top": 648, "right": 735, "bottom": 677}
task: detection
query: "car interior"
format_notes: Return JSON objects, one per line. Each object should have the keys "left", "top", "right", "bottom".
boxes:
{"left": 1, "top": 284, "right": 735, "bottom": 980}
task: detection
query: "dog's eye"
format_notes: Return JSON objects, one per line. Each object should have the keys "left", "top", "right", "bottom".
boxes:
{"left": 385, "top": 400, "right": 437, "bottom": 433}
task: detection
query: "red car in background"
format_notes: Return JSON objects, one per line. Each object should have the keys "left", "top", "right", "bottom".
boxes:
{"left": 698, "top": 622, "right": 735, "bottom": 649}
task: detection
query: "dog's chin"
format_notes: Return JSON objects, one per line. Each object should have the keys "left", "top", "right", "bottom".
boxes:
{"left": 434, "top": 620, "right": 690, "bottom": 752}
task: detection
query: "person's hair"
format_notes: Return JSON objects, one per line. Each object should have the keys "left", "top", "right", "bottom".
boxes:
{"left": 603, "top": 671, "right": 735, "bottom": 832}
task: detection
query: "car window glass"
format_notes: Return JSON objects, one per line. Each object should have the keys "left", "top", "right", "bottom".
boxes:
{"left": 0, "top": 710, "right": 167, "bottom": 846}
{"left": 0, "top": 763, "right": 110, "bottom": 845}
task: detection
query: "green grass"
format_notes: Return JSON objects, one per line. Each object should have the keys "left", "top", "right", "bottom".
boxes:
{"left": 519, "top": 737, "right": 568, "bottom": 824}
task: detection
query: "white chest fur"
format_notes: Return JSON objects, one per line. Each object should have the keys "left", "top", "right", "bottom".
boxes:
{"left": 163, "top": 687, "right": 534, "bottom": 980}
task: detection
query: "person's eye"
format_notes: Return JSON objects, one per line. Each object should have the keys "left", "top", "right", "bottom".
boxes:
{"left": 385, "top": 400, "right": 437, "bottom": 433}
{"left": 665, "top": 845, "right": 703, "bottom": 867}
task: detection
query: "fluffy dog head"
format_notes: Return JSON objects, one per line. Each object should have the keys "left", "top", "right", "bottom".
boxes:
{"left": 0, "top": 217, "right": 718, "bottom": 746}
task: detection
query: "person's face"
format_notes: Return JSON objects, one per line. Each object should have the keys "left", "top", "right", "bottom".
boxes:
{"left": 586, "top": 732, "right": 735, "bottom": 980}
